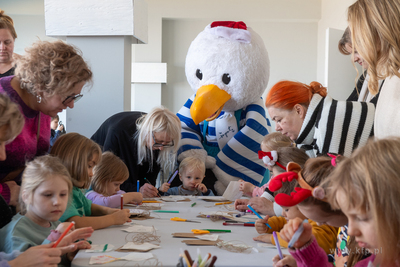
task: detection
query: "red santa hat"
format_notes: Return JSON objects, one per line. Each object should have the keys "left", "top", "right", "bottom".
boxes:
{"left": 206, "top": 21, "right": 252, "bottom": 43}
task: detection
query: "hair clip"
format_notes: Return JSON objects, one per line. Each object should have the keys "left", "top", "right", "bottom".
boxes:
{"left": 258, "top": 151, "right": 286, "bottom": 171}
{"left": 327, "top": 153, "right": 337, "bottom": 167}
{"left": 268, "top": 162, "right": 327, "bottom": 207}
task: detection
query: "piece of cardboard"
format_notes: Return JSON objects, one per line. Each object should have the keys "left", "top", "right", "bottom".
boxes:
{"left": 181, "top": 239, "right": 217, "bottom": 246}
{"left": 222, "top": 181, "right": 243, "bottom": 201}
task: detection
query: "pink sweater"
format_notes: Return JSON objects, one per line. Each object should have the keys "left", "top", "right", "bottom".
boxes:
{"left": 252, "top": 183, "right": 269, "bottom": 197}
{"left": 289, "top": 237, "right": 375, "bottom": 267}
{"left": 0, "top": 76, "right": 50, "bottom": 202}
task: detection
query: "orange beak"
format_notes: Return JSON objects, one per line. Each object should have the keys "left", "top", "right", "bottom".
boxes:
{"left": 190, "top": 84, "right": 231, "bottom": 125}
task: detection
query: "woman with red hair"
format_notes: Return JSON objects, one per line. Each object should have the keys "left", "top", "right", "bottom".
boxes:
{"left": 265, "top": 80, "right": 375, "bottom": 157}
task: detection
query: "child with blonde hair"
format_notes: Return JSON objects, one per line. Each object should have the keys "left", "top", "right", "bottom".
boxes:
{"left": 0, "top": 155, "right": 94, "bottom": 261}
{"left": 50, "top": 133, "right": 131, "bottom": 229}
{"left": 159, "top": 157, "right": 213, "bottom": 196}
{"left": 86, "top": 152, "right": 143, "bottom": 208}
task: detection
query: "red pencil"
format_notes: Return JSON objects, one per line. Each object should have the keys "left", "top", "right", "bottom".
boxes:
{"left": 222, "top": 222, "right": 255, "bottom": 227}
{"left": 120, "top": 195, "right": 123, "bottom": 210}
{"left": 52, "top": 221, "right": 75, "bottom": 248}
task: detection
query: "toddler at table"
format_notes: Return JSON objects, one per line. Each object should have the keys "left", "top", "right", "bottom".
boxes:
{"left": 159, "top": 157, "right": 214, "bottom": 196}
{"left": 85, "top": 151, "right": 143, "bottom": 208}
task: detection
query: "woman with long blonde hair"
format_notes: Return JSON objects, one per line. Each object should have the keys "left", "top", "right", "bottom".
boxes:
{"left": 347, "top": 0, "right": 400, "bottom": 139}
{"left": 91, "top": 106, "right": 181, "bottom": 198}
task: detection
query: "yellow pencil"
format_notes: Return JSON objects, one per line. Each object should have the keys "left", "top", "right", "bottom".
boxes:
{"left": 142, "top": 200, "right": 163, "bottom": 203}
{"left": 214, "top": 201, "right": 233, "bottom": 206}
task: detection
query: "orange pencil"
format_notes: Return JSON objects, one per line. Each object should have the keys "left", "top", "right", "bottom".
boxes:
{"left": 52, "top": 221, "right": 75, "bottom": 248}
{"left": 120, "top": 195, "right": 123, "bottom": 210}
{"left": 214, "top": 201, "right": 232, "bottom": 206}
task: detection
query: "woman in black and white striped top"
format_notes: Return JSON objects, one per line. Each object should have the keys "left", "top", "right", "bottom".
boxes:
{"left": 265, "top": 80, "right": 375, "bottom": 158}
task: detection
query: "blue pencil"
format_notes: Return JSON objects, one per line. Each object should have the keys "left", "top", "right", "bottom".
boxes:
{"left": 137, "top": 180, "right": 140, "bottom": 192}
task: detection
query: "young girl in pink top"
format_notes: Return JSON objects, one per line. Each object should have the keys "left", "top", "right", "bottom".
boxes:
{"left": 277, "top": 138, "right": 400, "bottom": 267}
{"left": 86, "top": 152, "right": 143, "bottom": 208}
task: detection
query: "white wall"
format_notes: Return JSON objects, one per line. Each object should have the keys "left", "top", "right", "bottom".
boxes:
{"left": 316, "top": 0, "right": 357, "bottom": 84}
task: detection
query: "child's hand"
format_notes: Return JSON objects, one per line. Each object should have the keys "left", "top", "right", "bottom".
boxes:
{"left": 66, "top": 240, "right": 91, "bottom": 261}
{"left": 159, "top": 182, "right": 170, "bottom": 193}
{"left": 56, "top": 222, "right": 75, "bottom": 235}
{"left": 279, "top": 218, "right": 312, "bottom": 249}
{"left": 272, "top": 254, "right": 297, "bottom": 267}
{"left": 126, "top": 192, "right": 143, "bottom": 204}
{"left": 195, "top": 183, "right": 208, "bottom": 193}
{"left": 239, "top": 181, "right": 255, "bottom": 196}
{"left": 57, "top": 227, "right": 94, "bottom": 251}
{"left": 253, "top": 233, "right": 272, "bottom": 243}
{"left": 112, "top": 209, "right": 131, "bottom": 225}
{"left": 8, "top": 243, "right": 62, "bottom": 267}
{"left": 255, "top": 215, "right": 270, "bottom": 234}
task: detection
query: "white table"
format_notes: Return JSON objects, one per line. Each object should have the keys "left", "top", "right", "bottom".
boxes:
{"left": 72, "top": 196, "right": 287, "bottom": 267}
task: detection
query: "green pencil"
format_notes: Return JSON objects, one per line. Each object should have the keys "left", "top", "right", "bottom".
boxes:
{"left": 191, "top": 202, "right": 197, "bottom": 207}
{"left": 152, "top": 210, "right": 179, "bottom": 213}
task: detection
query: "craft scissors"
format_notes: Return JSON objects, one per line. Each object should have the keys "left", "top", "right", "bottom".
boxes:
{"left": 171, "top": 217, "right": 201, "bottom": 223}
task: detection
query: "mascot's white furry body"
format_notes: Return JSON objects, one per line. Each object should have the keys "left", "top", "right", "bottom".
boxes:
{"left": 177, "top": 21, "right": 271, "bottom": 195}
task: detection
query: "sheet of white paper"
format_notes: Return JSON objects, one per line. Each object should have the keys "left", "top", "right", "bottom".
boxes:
{"left": 119, "top": 252, "right": 154, "bottom": 261}
{"left": 89, "top": 255, "right": 118, "bottom": 264}
{"left": 139, "top": 203, "right": 164, "bottom": 207}
{"left": 198, "top": 196, "right": 227, "bottom": 201}
{"left": 85, "top": 244, "right": 114, "bottom": 253}
{"left": 121, "top": 242, "right": 160, "bottom": 251}
{"left": 195, "top": 234, "right": 219, "bottom": 241}
{"left": 222, "top": 181, "right": 243, "bottom": 201}
{"left": 160, "top": 196, "right": 186, "bottom": 201}
{"left": 122, "top": 225, "right": 156, "bottom": 233}
{"left": 257, "top": 243, "right": 277, "bottom": 248}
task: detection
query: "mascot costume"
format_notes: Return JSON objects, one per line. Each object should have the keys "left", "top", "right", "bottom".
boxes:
{"left": 177, "top": 21, "right": 271, "bottom": 195}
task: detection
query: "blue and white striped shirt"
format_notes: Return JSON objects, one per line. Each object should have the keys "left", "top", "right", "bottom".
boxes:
{"left": 177, "top": 95, "right": 271, "bottom": 185}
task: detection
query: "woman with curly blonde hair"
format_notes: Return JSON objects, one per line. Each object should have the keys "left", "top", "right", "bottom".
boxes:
{"left": 0, "top": 40, "right": 92, "bottom": 186}
{"left": 265, "top": 80, "right": 375, "bottom": 157}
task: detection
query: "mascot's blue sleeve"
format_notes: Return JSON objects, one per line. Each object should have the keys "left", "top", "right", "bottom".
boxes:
{"left": 177, "top": 96, "right": 271, "bottom": 185}
{"left": 177, "top": 95, "right": 203, "bottom": 154}
{"left": 216, "top": 98, "right": 271, "bottom": 185}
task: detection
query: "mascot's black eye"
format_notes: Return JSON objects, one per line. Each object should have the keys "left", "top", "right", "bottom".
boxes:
{"left": 196, "top": 69, "right": 203, "bottom": 80}
{"left": 222, "top": 73, "right": 231, "bottom": 85}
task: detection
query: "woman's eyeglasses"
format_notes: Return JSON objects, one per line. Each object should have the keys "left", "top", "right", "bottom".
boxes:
{"left": 62, "top": 93, "right": 83, "bottom": 105}
{"left": 152, "top": 132, "right": 174, "bottom": 148}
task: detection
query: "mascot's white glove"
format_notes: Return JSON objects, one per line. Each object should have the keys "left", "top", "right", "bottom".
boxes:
{"left": 212, "top": 165, "right": 241, "bottom": 195}
{"left": 178, "top": 149, "right": 216, "bottom": 169}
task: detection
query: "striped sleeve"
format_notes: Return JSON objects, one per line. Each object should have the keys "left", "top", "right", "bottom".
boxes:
{"left": 215, "top": 98, "right": 270, "bottom": 185}
{"left": 314, "top": 96, "right": 375, "bottom": 157}
{"left": 176, "top": 95, "right": 203, "bottom": 155}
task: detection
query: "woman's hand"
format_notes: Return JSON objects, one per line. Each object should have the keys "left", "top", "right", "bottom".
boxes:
{"left": 278, "top": 218, "right": 312, "bottom": 249}
{"left": 234, "top": 198, "right": 249, "bottom": 211}
{"left": 255, "top": 215, "right": 270, "bottom": 234}
{"left": 140, "top": 183, "right": 158, "bottom": 198}
{"left": 66, "top": 240, "right": 91, "bottom": 261}
{"left": 272, "top": 254, "right": 297, "bottom": 267}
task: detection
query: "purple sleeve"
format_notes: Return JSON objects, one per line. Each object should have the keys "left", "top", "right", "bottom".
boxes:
{"left": 85, "top": 190, "right": 126, "bottom": 208}
{"left": 289, "top": 237, "right": 332, "bottom": 267}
